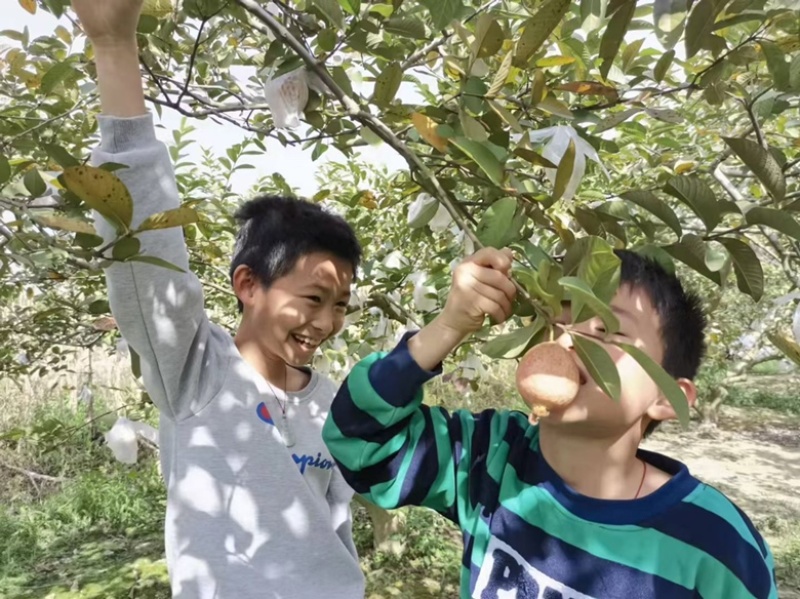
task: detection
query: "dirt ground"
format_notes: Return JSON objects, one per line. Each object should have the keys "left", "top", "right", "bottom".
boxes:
{"left": 642, "top": 406, "right": 800, "bottom": 598}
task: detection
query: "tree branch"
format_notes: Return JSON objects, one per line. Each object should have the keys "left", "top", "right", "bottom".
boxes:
{"left": 712, "top": 165, "right": 744, "bottom": 203}
{"left": 178, "top": 18, "right": 210, "bottom": 106}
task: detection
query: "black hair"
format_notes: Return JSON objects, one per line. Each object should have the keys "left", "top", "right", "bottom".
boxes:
{"left": 229, "top": 195, "right": 362, "bottom": 312}
{"left": 614, "top": 249, "right": 707, "bottom": 437}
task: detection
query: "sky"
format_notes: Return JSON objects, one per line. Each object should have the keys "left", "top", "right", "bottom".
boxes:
{"left": 5, "top": 3, "right": 410, "bottom": 197}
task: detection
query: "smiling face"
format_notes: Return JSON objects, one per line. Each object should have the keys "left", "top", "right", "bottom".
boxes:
{"left": 541, "top": 283, "right": 697, "bottom": 437}
{"left": 234, "top": 251, "right": 354, "bottom": 366}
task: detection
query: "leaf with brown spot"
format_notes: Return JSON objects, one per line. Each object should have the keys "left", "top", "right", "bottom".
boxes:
{"left": 61, "top": 166, "right": 134, "bottom": 232}
{"left": 137, "top": 206, "right": 199, "bottom": 232}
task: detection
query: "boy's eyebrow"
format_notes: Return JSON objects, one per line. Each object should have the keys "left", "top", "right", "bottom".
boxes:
{"left": 306, "top": 283, "right": 351, "bottom": 298}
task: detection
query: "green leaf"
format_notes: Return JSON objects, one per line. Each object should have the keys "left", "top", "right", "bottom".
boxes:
{"left": 599, "top": 0, "right": 636, "bottom": 79}
{"left": 489, "top": 100, "right": 523, "bottom": 133}
{"left": 663, "top": 235, "right": 722, "bottom": 284}
{"left": 61, "top": 165, "right": 134, "bottom": 232}
{"left": 331, "top": 66, "right": 355, "bottom": 98}
{"left": 722, "top": 137, "right": 786, "bottom": 202}
{"left": 789, "top": 54, "right": 800, "bottom": 91}
{"left": 580, "top": 0, "right": 608, "bottom": 32}
{"left": 562, "top": 236, "right": 622, "bottom": 303}
{"left": 716, "top": 237, "right": 763, "bottom": 301}
{"left": 384, "top": 17, "right": 427, "bottom": 39}
{"left": 127, "top": 255, "right": 187, "bottom": 273}
{"left": 23, "top": 169, "right": 47, "bottom": 197}
{"left": 617, "top": 342, "right": 690, "bottom": 426}
{"left": 371, "top": 62, "right": 403, "bottom": 108}
{"left": 572, "top": 334, "right": 622, "bottom": 402}
{"left": 684, "top": 0, "right": 716, "bottom": 58}
{"left": 112, "top": 237, "right": 141, "bottom": 261}
{"left": 744, "top": 207, "right": 800, "bottom": 241}
{"left": 481, "top": 320, "right": 545, "bottom": 359}
{"left": 653, "top": 0, "right": 687, "bottom": 49}
{"left": 0, "top": 154, "right": 10, "bottom": 184}
{"left": 620, "top": 190, "right": 682, "bottom": 237}
{"left": 514, "top": 0, "right": 571, "bottom": 67}
{"left": 477, "top": 197, "right": 524, "bottom": 248}
{"left": 663, "top": 175, "right": 720, "bottom": 231}
{"left": 420, "top": 0, "right": 463, "bottom": 30}
{"left": 654, "top": 49, "right": 675, "bottom": 82}
{"left": 759, "top": 40, "right": 789, "bottom": 91}
{"left": 559, "top": 276, "right": 620, "bottom": 334}
{"left": 88, "top": 299, "right": 110, "bottom": 315}
{"left": 130, "top": 346, "right": 142, "bottom": 379}
{"left": 41, "top": 61, "right": 78, "bottom": 95}
{"left": 460, "top": 111, "right": 488, "bottom": 142}
{"left": 552, "top": 138, "right": 576, "bottom": 202}
{"left": 634, "top": 244, "right": 676, "bottom": 275}
{"left": 137, "top": 206, "right": 199, "bottom": 232}
{"left": 313, "top": 0, "right": 345, "bottom": 30}
{"left": 338, "top": 0, "right": 360, "bottom": 16}
{"left": 43, "top": 143, "right": 80, "bottom": 168}
{"left": 514, "top": 147, "right": 557, "bottom": 169}
{"left": 644, "top": 107, "right": 682, "bottom": 124}
{"left": 451, "top": 137, "right": 505, "bottom": 185}
{"left": 474, "top": 14, "right": 505, "bottom": 59}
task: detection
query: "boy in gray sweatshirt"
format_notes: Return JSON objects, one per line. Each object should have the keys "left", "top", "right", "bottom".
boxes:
{"left": 70, "top": 1, "right": 366, "bottom": 597}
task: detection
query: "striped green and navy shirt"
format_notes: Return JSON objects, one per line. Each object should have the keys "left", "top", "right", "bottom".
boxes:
{"left": 323, "top": 334, "right": 778, "bottom": 599}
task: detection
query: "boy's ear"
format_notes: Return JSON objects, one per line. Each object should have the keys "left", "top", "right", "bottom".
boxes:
{"left": 646, "top": 378, "right": 697, "bottom": 422}
{"left": 232, "top": 265, "right": 258, "bottom": 308}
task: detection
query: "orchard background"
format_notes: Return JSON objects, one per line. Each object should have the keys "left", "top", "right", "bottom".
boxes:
{"left": 1, "top": 0, "right": 800, "bottom": 596}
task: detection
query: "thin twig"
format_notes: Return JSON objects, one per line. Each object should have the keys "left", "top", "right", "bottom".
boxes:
{"left": 0, "top": 461, "right": 66, "bottom": 483}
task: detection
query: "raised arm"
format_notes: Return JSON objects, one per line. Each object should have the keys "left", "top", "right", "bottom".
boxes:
{"left": 72, "top": 0, "right": 227, "bottom": 420}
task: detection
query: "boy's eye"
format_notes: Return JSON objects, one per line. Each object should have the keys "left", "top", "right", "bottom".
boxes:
{"left": 307, "top": 295, "right": 322, "bottom": 303}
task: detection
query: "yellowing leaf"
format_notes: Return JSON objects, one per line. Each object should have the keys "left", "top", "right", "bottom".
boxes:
{"left": 530, "top": 69, "right": 547, "bottom": 106}
{"left": 61, "top": 165, "right": 134, "bottom": 232}
{"left": 18, "top": 0, "right": 36, "bottom": 14}
{"left": 536, "top": 56, "right": 576, "bottom": 67}
{"left": 556, "top": 81, "right": 618, "bottom": 99}
{"left": 55, "top": 26, "right": 72, "bottom": 44}
{"left": 34, "top": 214, "right": 97, "bottom": 235}
{"left": 137, "top": 206, "right": 199, "bottom": 232}
{"left": 766, "top": 331, "right": 800, "bottom": 367}
{"left": 141, "top": 0, "right": 173, "bottom": 18}
{"left": 411, "top": 113, "right": 448, "bottom": 152}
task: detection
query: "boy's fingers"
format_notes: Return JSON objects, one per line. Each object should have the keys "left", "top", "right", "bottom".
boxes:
{"left": 473, "top": 267, "right": 517, "bottom": 303}
{"left": 469, "top": 247, "right": 513, "bottom": 273}
{"left": 472, "top": 281, "right": 513, "bottom": 322}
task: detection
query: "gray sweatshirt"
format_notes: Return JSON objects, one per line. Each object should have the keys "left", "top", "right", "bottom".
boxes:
{"left": 91, "top": 113, "right": 365, "bottom": 599}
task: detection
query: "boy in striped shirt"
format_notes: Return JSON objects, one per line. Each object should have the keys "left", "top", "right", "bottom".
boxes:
{"left": 323, "top": 247, "right": 777, "bottom": 598}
